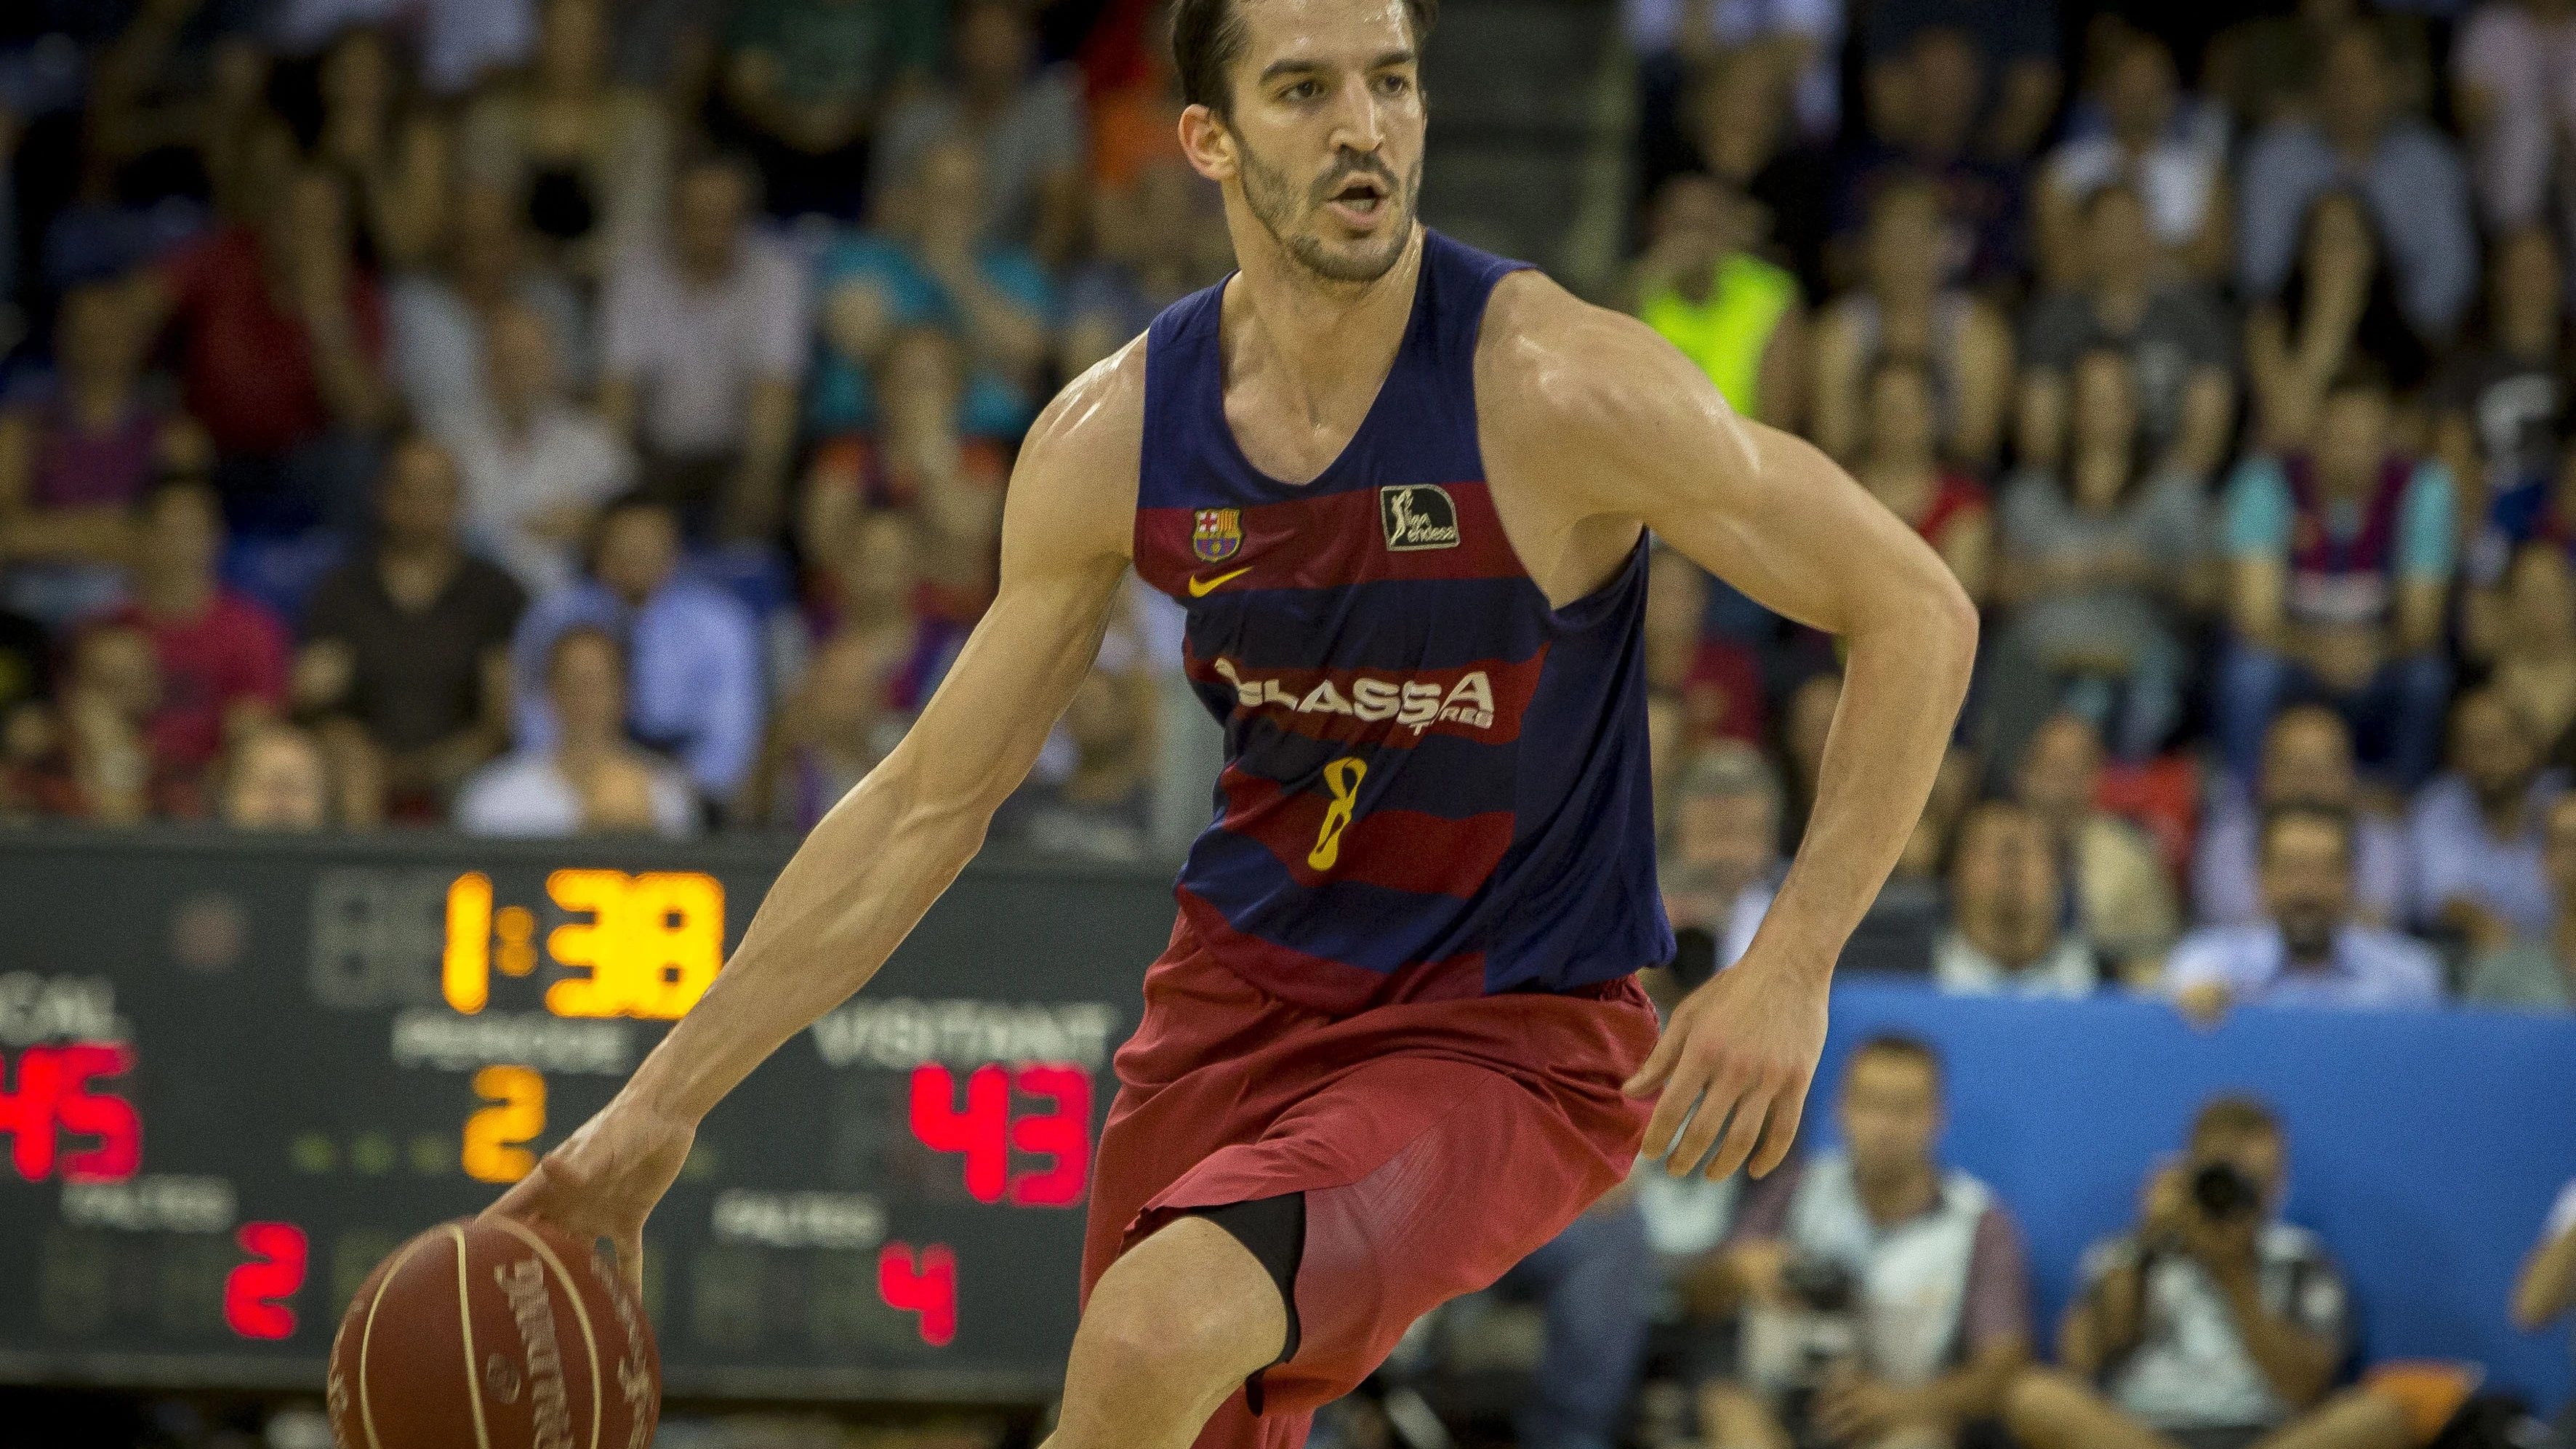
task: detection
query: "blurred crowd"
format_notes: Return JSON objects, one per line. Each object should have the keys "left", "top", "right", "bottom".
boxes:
{"left": 1, "top": 0, "right": 2575, "bottom": 1441}
{"left": 0, "top": 0, "right": 1213, "bottom": 853}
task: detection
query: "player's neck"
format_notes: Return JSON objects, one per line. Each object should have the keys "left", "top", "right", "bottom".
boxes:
{"left": 1225, "top": 226, "right": 1426, "bottom": 419}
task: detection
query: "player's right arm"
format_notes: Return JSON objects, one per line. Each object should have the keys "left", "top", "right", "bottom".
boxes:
{"left": 486, "top": 343, "right": 1147, "bottom": 1287}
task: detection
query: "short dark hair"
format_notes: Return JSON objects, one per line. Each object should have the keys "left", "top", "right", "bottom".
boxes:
{"left": 2189, "top": 1093, "right": 2281, "bottom": 1149}
{"left": 134, "top": 470, "right": 221, "bottom": 524}
{"left": 1171, "top": 0, "right": 1438, "bottom": 117}
{"left": 2258, "top": 799, "right": 2355, "bottom": 863}
{"left": 1847, "top": 1032, "right": 1943, "bottom": 1091}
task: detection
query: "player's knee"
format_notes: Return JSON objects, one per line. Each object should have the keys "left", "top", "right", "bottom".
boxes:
{"left": 1077, "top": 1256, "right": 1280, "bottom": 1393}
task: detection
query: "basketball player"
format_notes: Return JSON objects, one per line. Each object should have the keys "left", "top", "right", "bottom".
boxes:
{"left": 490, "top": 0, "right": 1978, "bottom": 1441}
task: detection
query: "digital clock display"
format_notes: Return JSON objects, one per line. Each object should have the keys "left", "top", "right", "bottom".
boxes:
{"left": 0, "top": 833, "right": 1181, "bottom": 1402}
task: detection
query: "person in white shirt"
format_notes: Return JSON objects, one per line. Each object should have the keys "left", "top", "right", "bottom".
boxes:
{"left": 436, "top": 302, "right": 634, "bottom": 597}
{"left": 1935, "top": 800, "right": 2100, "bottom": 997}
{"left": 456, "top": 625, "right": 697, "bottom": 838}
{"left": 1661, "top": 742, "right": 1783, "bottom": 971}
{"left": 2514, "top": 1176, "right": 2576, "bottom": 1442}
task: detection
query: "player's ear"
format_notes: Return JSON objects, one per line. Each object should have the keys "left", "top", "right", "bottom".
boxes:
{"left": 1179, "top": 103, "right": 1237, "bottom": 183}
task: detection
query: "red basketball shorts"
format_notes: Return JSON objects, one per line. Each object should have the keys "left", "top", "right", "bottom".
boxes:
{"left": 1078, "top": 915, "right": 1661, "bottom": 1449}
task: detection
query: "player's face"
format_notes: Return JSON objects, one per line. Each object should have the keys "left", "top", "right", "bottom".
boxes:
{"left": 1200, "top": 0, "right": 1425, "bottom": 285}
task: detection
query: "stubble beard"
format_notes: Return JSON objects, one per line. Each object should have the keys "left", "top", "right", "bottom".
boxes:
{"left": 1237, "top": 136, "right": 1419, "bottom": 286}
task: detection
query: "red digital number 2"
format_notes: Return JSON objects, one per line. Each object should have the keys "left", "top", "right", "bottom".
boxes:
{"left": 877, "top": 1242, "right": 958, "bottom": 1346}
{"left": 224, "top": 1222, "right": 310, "bottom": 1341}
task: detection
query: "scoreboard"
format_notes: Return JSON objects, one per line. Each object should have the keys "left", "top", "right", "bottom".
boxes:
{"left": 0, "top": 829, "right": 1181, "bottom": 1403}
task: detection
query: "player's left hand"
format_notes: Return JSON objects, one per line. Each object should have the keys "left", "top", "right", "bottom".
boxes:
{"left": 1623, "top": 943, "right": 1828, "bottom": 1179}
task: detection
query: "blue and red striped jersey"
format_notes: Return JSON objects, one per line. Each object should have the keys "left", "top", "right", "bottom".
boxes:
{"left": 1131, "top": 231, "right": 1672, "bottom": 1013}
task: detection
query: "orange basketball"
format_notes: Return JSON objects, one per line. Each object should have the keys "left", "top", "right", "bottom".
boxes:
{"left": 326, "top": 1216, "right": 659, "bottom": 1449}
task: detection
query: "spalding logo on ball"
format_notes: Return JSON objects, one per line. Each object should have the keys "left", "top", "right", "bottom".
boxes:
{"left": 328, "top": 1216, "right": 659, "bottom": 1449}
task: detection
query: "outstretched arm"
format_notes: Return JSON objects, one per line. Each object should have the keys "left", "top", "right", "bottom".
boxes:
{"left": 489, "top": 345, "right": 1146, "bottom": 1287}
{"left": 1482, "top": 279, "right": 1978, "bottom": 1182}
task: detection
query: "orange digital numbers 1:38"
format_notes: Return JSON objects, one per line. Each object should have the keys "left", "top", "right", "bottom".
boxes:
{"left": 442, "top": 870, "right": 725, "bottom": 1019}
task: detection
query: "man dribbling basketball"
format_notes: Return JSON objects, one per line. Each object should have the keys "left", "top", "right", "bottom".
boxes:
{"left": 489, "top": 0, "right": 1978, "bottom": 1442}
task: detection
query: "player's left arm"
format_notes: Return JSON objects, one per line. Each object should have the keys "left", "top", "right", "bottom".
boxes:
{"left": 1479, "top": 277, "right": 1978, "bottom": 1181}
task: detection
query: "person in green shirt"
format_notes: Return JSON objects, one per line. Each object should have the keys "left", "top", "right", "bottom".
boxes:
{"left": 2465, "top": 790, "right": 2576, "bottom": 1010}
{"left": 1626, "top": 174, "right": 1808, "bottom": 432}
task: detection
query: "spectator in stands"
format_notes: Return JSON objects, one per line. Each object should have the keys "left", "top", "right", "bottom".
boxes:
{"left": 1643, "top": 547, "right": 1762, "bottom": 750}
{"left": 1061, "top": 158, "right": 1230, "bottom": 377}
{"left": 297, "top": 438, "right": 526, "bottom": 820}
{"left": 307, "top": 25, "right": 449, "bottom": 274}
{"left": 1937, "top": 799, "right": 2099, "bottom": 996}
{"left": 2034, "top": 36, "right": 2228, "bottom": 290}
{"left": 1780, "top": 670, "right": 1841, "bottom": 848}
{"left": 598, "top": 152, "right": 807, "bottom": 540}
{"left": 2434, "top": 228, "right": 2564, "bottom": 553}
{"left": 2453, "top": 0, "right": 2576, "bottom": 245}
{"left": 742, "top": 630, "right": 896, "bottom": 833}
{"left": 0, "top": 278, "right": 209, "bottom": 628}
{"left": 220, "top": 721, "right": 331, "bottom": 831}
{"left": 2196, "top": 705, "right": 2407, "bottom": 931}
{"left": 1680, "top": 47, "right": 1834, "bottom": 300}
{"left": 875, "top": 0, "right": 1089, "bottom": 267}
{"left": 387, "top": 182, "right": 590, "bottom": 425}
{"left": 1629, "top": 172, "right": 1808, "bottom": 432}
{"left": 1850, "top": 359, "right": 1993, "bottom": 605}
{"left": 1485, "top": 1185, "right": 1659, "bottom": 1449}
{"left": 2479, "top": 545, "right": 2576, "bottom": 766}
{"left": 1661, "top": 742, "right": 1783, "bottom": 968}
{"left": 1989, "top": 348, "right": 2210, "bottom": 771}
{"left": 11, "top": 619, "right": 199, "bottom": 823}
{"left": 2511, "top": 1176, "right": 2576, "bottom": 1429}
{"left": 716, "top": 0, "right": 942, "bottom": 220}
{"left": 460, "top": 0, "right": 673, "bottom": 276}
{"left": 2239, "top": 23, "right": 2476, "bottom": 348}
{"left": 435, "top": 302, "right": 634, "bottom": 598}
{"left": 2018, "top": 184, "right": 2235, "bottom": 480}
{"left": 1704, "top": 1034, "right": 2032, "bottom": 1449}
{"left": 2015, "top": 712, "right": 2179, "bottom": 985}
{"left": 2246, "top": 191, "right": 2436, "bottom": 454}
{"left": 1812, "top": 177, "right": 2012, "bottom": 469}
{"left": 2465, "top": 791, "right": 2576, "bottom": 1010}
{"left": 2407, "top": 686, "right": 2561, "bottom": 948}
{"left": 458, "top": 625, "right": 698, "bottom": 838}
{"left": 2216, "top": 364, "right": 2455, "bottom": 794}
{"left": 2169, "top": 803, "right": 2444, "bottom": 1020}
{"left": 811, "top": 133, "right": 1056, "bottom": 446}
{"left": 2005, "top": 1096, "right": 2408, "bottom": 1449}
{"left": 799, "top": 506, "right": 962, "bottom": 718}
{"left": 140, "top": 161, "right": 396, "bottom": 535}
{"left": 1626, "top": 0, "right": 1845, "bottom": 168}
{"left": 113, "top": 475, "right": 289, "bottom": 778}
{"left": 1012, "top": 667, "right": 1156, "bottom": 860}
{"left": 512, "top": 494, "right": 763, "bottom": 811}
{"left": 1837, "top": 26, "right": 2029, "bottom": 291}
{"left": 1866, "top": 1, "right": 2059, "bottom": 163}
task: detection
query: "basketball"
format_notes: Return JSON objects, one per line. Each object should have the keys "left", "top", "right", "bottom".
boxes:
{"left": 325, "top": 1216, "right": 659, "bottom": 1449}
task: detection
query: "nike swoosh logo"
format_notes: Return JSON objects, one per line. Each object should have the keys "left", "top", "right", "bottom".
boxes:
{"left": 1187, "top": 566, "right": 1253, "bottom": 597}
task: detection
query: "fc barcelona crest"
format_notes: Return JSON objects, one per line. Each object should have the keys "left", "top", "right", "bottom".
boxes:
{"left": 1193, "top": 507, "right": 1243, "bottom": 563}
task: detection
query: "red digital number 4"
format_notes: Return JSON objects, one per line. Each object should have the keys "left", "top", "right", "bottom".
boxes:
{"left": 224, "top": 1222, "right": 310, "bottom": 1341}
{"left": 876, "top": 1242, "right": 958, "bottom": 1346}
{"left": 907, "top": 1063, "right": 1093, "bottom": 1208}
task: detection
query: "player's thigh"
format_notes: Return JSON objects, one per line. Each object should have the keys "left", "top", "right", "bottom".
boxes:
{"left": 1260, "top": 1060, "right": 1627, "bottom": 1411}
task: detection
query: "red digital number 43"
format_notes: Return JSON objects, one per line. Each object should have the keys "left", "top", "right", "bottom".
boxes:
{"left": 906, "top": 1063, "right": 1093, "bottom": 1207}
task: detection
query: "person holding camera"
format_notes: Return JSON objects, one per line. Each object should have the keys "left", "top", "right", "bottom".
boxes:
{"left": 2003, "top": 1096, "right": 2412, "bottom": 1449}
{"left": 1700, "top": 1035, "right": 2034, "bottom": 1449}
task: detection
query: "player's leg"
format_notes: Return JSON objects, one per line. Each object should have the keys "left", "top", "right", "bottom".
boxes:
{"left": 2002, "top": 1367, "right": 2184, "bottom": 1449}
{"left": 1045, "top": 1214, "right": 1291, "bottom": 1449}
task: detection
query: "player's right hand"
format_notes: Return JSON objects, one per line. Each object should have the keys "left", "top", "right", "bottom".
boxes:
{"left": 481, "top": 1096, "right": 696, "bottom": 1300}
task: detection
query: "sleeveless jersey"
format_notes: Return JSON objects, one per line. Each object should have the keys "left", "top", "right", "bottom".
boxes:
{"left": 1131, "top": 230, "right": 1672, "bottom": 1014}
